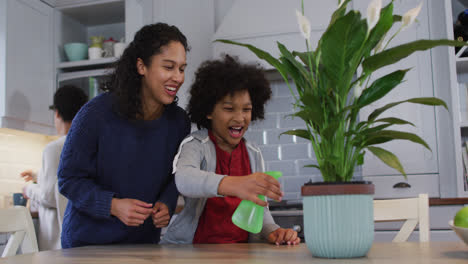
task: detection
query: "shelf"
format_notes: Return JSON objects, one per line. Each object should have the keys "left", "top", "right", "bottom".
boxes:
{"left": 58, "top": 68, "right": 113, "bottom": 82}
{"left": 57, "top": 0, "right": 124, "bottom": 26}
{"left": 58, "top": 57, "right": 118, "bottom": 71}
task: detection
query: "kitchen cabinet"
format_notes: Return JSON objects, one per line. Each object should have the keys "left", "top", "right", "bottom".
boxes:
{"left": 55, "top": 0, "right": 152, "bottom": 100}
{"left": 428, "top": 0, "right": 468, "bottom": 199}
{"left": 349, "top": 0, "right": 449, "bottom": 199}
{"left": 0, "top": 0, "right": 55, "bottom": 134}
{"left": 0, "top": 0, "right": 151, "bottom": 135}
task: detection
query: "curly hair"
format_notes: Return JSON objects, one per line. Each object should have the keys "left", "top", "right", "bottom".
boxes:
{"left": 187, "top": 55, "right": 272, "bottom": 129}
{"left": 104, "top": 23, "right": 189, "bottom": 120}
{"left": 50, "top": 85, "right": 88, "bottom": 122}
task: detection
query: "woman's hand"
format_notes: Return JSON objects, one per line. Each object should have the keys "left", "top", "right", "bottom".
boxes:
{"left": 268, "top": 228, "right": 301, "bottom": 245}
{"left": 110, "top": 198, "right": 153, "bottom": 226}
{"left": 218, "top": 172, "right": 283, "bottom": 206}
{"left": 20, "top": 170, "right": 37, "bottom": 183}
{"left": 152, "top": 201, "right": 171, "bottom": 228}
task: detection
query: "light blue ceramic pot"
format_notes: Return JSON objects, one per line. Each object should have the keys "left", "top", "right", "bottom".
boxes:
{"left": 302, "top": 183, "right": 374, "bottom": 258}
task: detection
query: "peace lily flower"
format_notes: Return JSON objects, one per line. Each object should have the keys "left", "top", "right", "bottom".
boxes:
{"left": 353, "top": 84, "right": 363, "bottom": 98}
{"left": 367, "top": 0, "right": 382, "bottom": 32}
{"left": 296, "top": 10, "right": 311, "bottom": 41}
{"left": 402, "top": 2, "right": 423, "bottom": 29}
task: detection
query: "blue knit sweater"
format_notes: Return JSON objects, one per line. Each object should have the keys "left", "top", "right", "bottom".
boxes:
{"left": 58, "top": 93, "right": 190, "bottom": 248}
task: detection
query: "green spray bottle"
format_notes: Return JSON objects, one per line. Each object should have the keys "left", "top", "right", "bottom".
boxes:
{"left": 231, "top": 171, "right": 282, "bottom": 233}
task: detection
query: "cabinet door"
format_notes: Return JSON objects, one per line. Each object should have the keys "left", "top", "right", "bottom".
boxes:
{"left": 4, "top": 0, "right": 54, "bottom": 134}
{"left": 354, "top": 0, "right": 438, "bottom": 176}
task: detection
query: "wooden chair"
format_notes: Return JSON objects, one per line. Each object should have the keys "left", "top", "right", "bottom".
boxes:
{"left": 373, "top": 193, "right": 429, "bottom": 242}
{"left": 0, "top": 206, "right": 38, "bottom": 257}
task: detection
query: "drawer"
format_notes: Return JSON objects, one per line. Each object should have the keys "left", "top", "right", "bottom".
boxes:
{"left": 364, "top": 174, "right": 439, "bottom": 199}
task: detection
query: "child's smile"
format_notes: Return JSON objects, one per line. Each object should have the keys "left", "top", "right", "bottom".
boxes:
{"left": 207, "top": 90, "right": 252, "bottom": 153}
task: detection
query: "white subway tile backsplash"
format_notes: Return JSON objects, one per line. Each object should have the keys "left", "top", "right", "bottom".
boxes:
{"left": 275, "top": 81, "right": 298, "bottom": 97}
{"left": 266, "top": 161, "right": 297, "bottom": 176}
{"left": 259, "top": 145, "right": 280, "bottom": 161}
{"left": 279, "top": 115, "right": 306, "bottom": 129}
{"left": 265, "top": 97, "right": 294, "bottom": 113}
{"left": 282, "top": 176, "right": 311, "bottom": 193}
{"left": 266, "top": 129, "right": 294, "bottom": 145}
{"left": 0, "top": 128, "right": 55, "bottom": 200}
{"left": 281, "top": 144, "right": 310, "bottom": 160}
{"left": 250, "top": 113, "right": 278, "bottom": 130}
{"left": 244, "top": 130, "right": 266, "bottom": 145}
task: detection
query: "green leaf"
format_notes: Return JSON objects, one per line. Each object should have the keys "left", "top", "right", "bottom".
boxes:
{"left": 281, "top": 129, "right": 311, "bottom": 141}
{"left": 365, "top": 130, "right": 431, "bottom": 150}
{"left": 357, "top": 69, "right": 409, "bottom": 107}
{"left": 321, "top": 11, "right": 367, "bottom": 91}
{"left": 361, "top": 124, "right": 393, "bottom": 135}
{"left": 304, "top": 164, "right": 320, "bottom": 169}
{"left": 363, "top": 39, "right": 468, "bottom": 72}
{"left": 292, "top": 51, "right": 313, "bottom": 66}
{"left": 293, "top": 108, "right": 323, "bottom": 127}
{"left": 322, "top": 120, "right": 342, "bottom": 140}
{"left": 406, "top": 97, "right": 448, "bottom": 110}
{"left": 357, "top": 152, "right": 365, "bottom": 165}
{"left": 215, "top": 39, "right": 289, "bottom": 82}
{"left": 328, "top": 0, "right": 353, "bottom": 30}
{"left": 280, "top": 57, "right": 307, "bottom": 95}
{"left": 393, "top": 15, "right": 402, "bottom": 22}
{"left": 278, "top": 42, "right": 312, "bottom": 90}
{"left": 367, "top": 146, "right": 406, "bottom": 177}
{"left": 374, "top": 117, "right": 414, "bottom": 126}
{"left": 368, "top": 97, "right": 448, "bottom": 121}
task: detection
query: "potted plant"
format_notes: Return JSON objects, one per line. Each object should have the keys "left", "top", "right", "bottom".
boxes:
{"left": 217, "top": 0, "right": 465, "bottom": 259}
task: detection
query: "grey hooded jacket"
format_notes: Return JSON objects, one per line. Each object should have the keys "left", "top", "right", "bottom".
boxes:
{"left": 161, "top": 129, "right": 280, "bottom": 244}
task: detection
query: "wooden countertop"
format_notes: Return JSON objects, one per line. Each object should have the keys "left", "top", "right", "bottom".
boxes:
{"left": 1, "top": 242, "right": 467, "bottom": 264}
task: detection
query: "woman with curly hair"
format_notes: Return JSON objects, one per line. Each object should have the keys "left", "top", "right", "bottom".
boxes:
{"left": 58, "top": 23, "right": 191, "bottom": 248}
{"left": 162, "top": 55, "right": 300, "bottom": 245}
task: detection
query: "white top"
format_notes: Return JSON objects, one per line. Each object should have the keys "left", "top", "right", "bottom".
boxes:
{"left": 25, "top": 136, "right": 67, "bottom": 251}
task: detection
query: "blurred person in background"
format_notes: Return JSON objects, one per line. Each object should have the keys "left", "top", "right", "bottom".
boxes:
{"left": 21, "top": 85, "right": 88, "bottom": 251}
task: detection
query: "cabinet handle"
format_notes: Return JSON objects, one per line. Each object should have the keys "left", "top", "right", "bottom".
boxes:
{"left": 393, "top": 182, "right": 411, "bottom": 188}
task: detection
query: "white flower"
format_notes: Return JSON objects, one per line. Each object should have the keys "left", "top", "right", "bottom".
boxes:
{"left": 402, "top": 2, "right": 422, "bottom": 29}
{"left": 338, "top": 0, "right": 344, "bottom": 8}
{"left": 354, "top": 85, "right": 363, "bottom": 98}
{"left": 296, "top": 10, "right": 311, "bottom": 41}
{"left": 367, "top": 0, "right": 382, "bottom": 32}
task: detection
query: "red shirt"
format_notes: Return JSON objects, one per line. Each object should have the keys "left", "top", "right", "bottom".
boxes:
{"left": 192, "top": 131, "right": 251, "bottom": 244}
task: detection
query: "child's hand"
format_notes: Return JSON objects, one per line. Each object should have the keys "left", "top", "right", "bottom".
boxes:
{"left": 110, "top": 198, "right": 153, "bottom": 226}
{"left": 218, "top": 172, "right": 282, "bottom": 206}
{"left": 20, "top": 169, "right": 37, "bottom": 183}
{"left": 268, "top": 228, "right": 300, "bottom": 245}
{"left": 152, "top": 201, "right": 171, "bottom": 228}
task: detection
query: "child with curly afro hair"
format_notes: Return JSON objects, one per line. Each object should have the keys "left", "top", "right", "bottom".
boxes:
{"left": 162, "top": 55, "right": 300, "bottom": 246}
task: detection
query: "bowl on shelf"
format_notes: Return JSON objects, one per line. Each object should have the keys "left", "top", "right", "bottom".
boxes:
{"left": 64, "top": 42, "right": 88, "bottom": 61}
{"left": 449, "top": 220, "right": 468, "bottom": 245}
